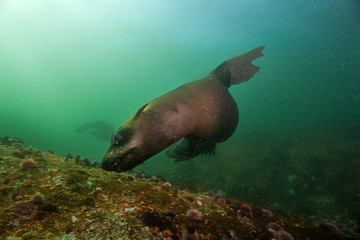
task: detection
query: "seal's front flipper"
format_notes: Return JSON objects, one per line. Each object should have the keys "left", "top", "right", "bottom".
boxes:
{"left": 166, "top": 138, "right": 195, "bottom": 161}
{"left": 166, "top": 138, "right": 216, "bottom": 162}
{"left": 199, "top": 141, "right": 216, "bottom": 156}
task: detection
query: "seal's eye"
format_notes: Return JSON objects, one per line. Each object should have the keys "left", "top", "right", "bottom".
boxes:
{"left": 112, "top": 131, "right": 123, "bottom": 143}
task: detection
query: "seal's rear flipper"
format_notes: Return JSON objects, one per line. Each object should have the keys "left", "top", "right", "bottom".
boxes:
{"left": 166, "top": 138, "right": 216, "bottom": 161}
{"left": 212, "top": 46, "right": 265, "bottom": 88}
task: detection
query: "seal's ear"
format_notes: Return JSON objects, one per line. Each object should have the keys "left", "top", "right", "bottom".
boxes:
{"left": 135, "top": 103, "right": 149, "bottom": 117}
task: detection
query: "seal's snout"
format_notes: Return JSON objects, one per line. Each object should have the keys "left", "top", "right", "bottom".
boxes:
{"left": 101, "top": 155, "right": 113, "bottom": 171}
{"left": 101, "top": 148, "right": 119, "bottom": 171}
{"left": 101, "top": 147, "right": 138, "bottom": 172}
{"left": 101, "top": 156, "right": 123, "bottom": 172}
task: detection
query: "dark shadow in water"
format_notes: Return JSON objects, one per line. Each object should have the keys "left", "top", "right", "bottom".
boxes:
{"left": 75, "top": 120, "right": 115, "bottom": 142}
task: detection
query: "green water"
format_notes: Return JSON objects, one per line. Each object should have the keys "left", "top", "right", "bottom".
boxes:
{"left": 1, "top": 0, "right": 359, "bottom": 222}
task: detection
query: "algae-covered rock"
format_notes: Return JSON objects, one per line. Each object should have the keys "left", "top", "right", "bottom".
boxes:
{"left": 0, "top": 144, "right": 358, "bottom": 240}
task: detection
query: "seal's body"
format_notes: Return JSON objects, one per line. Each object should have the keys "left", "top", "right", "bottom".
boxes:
{"left": 102, "top": 46, "right": 265, "bottom": 172}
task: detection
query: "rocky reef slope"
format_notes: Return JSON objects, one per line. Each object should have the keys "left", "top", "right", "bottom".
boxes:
{"left": 0, "top": 144, "right": 358, "bottom": 240}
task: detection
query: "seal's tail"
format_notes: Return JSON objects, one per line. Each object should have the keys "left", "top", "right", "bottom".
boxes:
{"left": 211, "top": 46, "right": 265, "bottom": 88}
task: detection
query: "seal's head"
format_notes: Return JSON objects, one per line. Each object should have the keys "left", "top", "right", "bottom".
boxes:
{"left": 101, "top": 103, "right": 169, "bottom": 172}
{"left": 101, "top": 127, "right": 141, "bottom": 172}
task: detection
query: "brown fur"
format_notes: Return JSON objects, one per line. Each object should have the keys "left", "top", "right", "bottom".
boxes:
{"left": 102, "top": 46, "right": 264, "bottom": 172}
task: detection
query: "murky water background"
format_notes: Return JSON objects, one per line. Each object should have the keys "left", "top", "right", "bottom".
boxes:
{"left": 1, "top": 0, "right": 359, "bottom": 221}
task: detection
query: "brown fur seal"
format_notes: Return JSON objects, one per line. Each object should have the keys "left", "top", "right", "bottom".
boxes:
{"left": 101, "top": 46, "right": 265, "bottom": 172}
